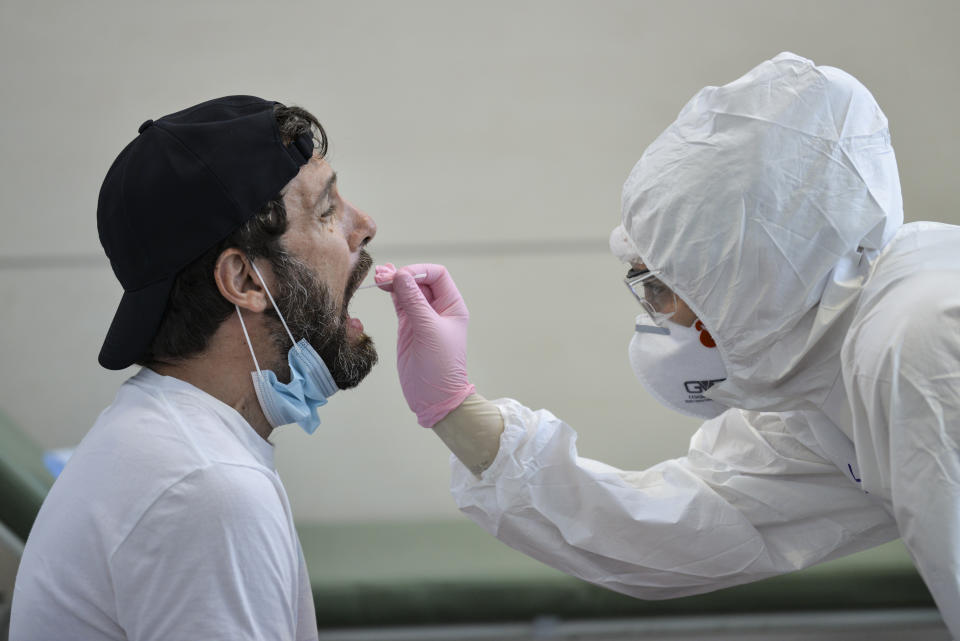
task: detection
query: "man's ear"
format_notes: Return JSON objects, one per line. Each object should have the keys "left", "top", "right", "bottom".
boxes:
{"left": 215, "top": 249, "right": 269, "bottom": 313}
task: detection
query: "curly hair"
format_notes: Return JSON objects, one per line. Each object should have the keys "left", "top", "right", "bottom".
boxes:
{"left": 136, "top": 104, "right": 327, "bottom": 366}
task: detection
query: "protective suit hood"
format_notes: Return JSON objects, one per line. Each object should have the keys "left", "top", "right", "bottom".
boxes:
{"left": 617, "top": 52, "right": 903, "bottom": 412}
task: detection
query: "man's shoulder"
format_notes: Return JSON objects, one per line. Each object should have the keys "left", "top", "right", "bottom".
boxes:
{"left": 89, "top": 370, "right": 262, "bottom": 467}
{"left": 77, "top": 378, "right": 198, "bottom": 479}
{"left": 39, "top": 372, "right": 274, "bottom": 551}
{"left": 90, "top": 370, "right": 185, "bottom": 440}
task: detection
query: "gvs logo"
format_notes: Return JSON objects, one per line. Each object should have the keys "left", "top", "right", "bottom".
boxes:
{"left": 684, "top": 379, "right": 725, "bottom": 394}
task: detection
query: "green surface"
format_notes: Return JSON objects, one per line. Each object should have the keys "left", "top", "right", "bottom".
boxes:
{"left": 0, "top": 410, "right": 54, "bottom": 541}
{"left": 299, "top": 520, "right": 933, "bottom": 628}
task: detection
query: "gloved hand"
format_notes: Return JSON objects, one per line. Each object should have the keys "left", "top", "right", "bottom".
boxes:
{"left": 376, "top": 263, "right": 476, "bottom": 428}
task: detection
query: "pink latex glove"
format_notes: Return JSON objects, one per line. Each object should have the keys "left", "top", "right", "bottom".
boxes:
{"left": 376, "top": 263, "right": 476, "bottom": 428}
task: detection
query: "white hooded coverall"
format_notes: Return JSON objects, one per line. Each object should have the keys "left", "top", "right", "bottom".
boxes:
{"left": 448, "top": 53, "right": 960, "bottom": 634}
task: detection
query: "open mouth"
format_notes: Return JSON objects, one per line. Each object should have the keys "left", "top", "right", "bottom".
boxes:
{"left": 343, "top": 251, "right": 374, "bottom": 336}
{"left": 344, "top": 301, "right": 365, "bottom": 338}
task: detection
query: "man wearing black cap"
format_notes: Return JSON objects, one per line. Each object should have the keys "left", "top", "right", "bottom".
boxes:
{"left": 11, "top": 96, "right": 378, "bottom": 640}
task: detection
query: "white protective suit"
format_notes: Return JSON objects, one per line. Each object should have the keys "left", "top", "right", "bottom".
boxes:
{"left": 449, "top": 53, "right": 960, "bottom": 633}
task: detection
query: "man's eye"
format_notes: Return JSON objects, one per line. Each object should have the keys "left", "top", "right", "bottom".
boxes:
{"left": 320, "top": 204, "right": 336, "bottom": 219}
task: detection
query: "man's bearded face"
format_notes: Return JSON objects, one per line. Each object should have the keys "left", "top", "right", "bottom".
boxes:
{"left": 266, "top": 248, "right": 377, "bottom": 389}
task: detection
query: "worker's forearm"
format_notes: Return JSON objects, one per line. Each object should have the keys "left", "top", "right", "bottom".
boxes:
{"left": 432, "top": 393, "right": 505, "bottom": 477}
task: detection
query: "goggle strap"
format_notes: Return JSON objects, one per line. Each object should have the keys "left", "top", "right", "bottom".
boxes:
{"left": 635, "top": 323, "right": 671, "bottom": 335}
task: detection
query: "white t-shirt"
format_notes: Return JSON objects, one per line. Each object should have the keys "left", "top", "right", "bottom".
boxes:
{"left": 10, "top": 368, "right": 318, "bottom": 641}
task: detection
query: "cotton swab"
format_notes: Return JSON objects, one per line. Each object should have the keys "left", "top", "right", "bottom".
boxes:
{"left": 356, "top": 273, "right": 428, "bottom": 290}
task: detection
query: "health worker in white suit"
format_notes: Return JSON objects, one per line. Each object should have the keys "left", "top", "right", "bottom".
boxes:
{"left": 374, "top": 52, "right": 960, "bottom": 634}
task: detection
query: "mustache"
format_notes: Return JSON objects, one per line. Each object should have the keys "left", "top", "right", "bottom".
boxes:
{"left": 345, "top": 249, "right": 374, "bottom": 302}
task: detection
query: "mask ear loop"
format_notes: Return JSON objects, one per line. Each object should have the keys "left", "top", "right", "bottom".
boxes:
{"left": 235, "top": 305, "right": 265, "bottom": 378}
{"left": 248, "top": 260, "right": 302, "bottom": 356}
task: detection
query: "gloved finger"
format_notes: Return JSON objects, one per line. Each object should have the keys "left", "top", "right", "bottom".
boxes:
{"left": 396, "top": 263, "right": 468, "bottom": 316}
{"left": 374, "top": 263, "right": 397, "bottom": 292}
{"left": 391, "top": 263, "right": 436, "bottom": 305}
{"left": 390, "top": 269, "right": 438, "bottom": 324}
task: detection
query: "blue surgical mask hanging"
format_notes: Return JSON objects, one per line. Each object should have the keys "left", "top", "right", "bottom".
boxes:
{"left": 235, "top": 262, "right": 338, "bottom": 434}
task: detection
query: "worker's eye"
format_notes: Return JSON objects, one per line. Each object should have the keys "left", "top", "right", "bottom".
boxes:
{"left": 644, "top": 281, "right": 668, "bottom": 300}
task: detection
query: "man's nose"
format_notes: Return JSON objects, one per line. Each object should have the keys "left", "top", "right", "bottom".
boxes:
{"left": 346, "top": 200, "right": 377, "bottom": 250}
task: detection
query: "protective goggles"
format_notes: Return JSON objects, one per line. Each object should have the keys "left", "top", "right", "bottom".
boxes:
{"left": 624, "top": 268, "right": 678, "bottom": 327}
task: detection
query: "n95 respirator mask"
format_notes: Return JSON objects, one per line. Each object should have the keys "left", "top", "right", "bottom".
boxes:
{"left": 628, "top": 317, "right": 728, "bottom": 420}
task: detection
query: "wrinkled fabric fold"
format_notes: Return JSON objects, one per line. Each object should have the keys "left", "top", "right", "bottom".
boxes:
{"left": 451, "top": 399, "right": 897, "bottom": 599}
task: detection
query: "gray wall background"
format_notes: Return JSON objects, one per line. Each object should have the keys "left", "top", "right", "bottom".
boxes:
{"left": 2, "top": 0, "right": 958, "bottom": 524}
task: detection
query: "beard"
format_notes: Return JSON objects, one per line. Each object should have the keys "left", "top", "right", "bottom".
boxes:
{"left": 265, "top": 249, "right": 378, "bottom": 389}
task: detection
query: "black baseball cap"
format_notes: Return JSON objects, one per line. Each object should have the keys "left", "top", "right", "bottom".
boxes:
{"left": 97, "top": 95, "right": 314, "bottom": 370}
